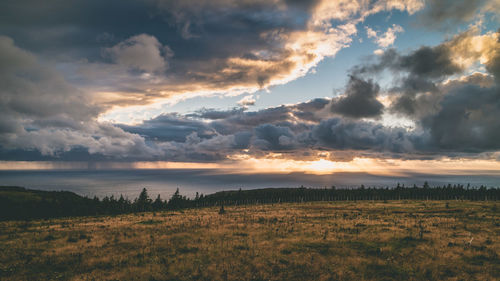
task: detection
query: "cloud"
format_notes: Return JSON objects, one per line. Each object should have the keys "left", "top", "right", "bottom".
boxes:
{"left": 424, "top": 83, "right": 500, "bottom": 152}
{"left": 417, "top": 0, "right": 500, "bottom": 29}
{"left": 0, "top": 0, "right": 426, "bottom": 109}
{"left": 2, "top": 0, "right": 500, "bottom": 165}
{"left": 7, "top": 123, "right": 160, "bottom": 159}
{"left": 187, "top": 108, "right": 246, "bottom": 120}
{"left": 134, "top": 28, "right": 500, "bottom": 162}
{"left": 351, "top": 30, "right": 471, "bottom": 117}
{"left": 237, "top": 95, "right": 256, "bottom": 107}
{"left": 0, "top": 36, "right": 98, "bottom": 122}
{"left": 363, "top": 28, "right": 499, "bottom": 120}
{"left": 0, "top": 36, "right": 160, "bottom": 159}
{"left": 254, "top": 124, "right": 296, "bottom": 151}
{"left": 119, "top": 113, "right": 216, "bottom": 142}
{"left": 106, "top": 100, "right": 418, "bottom": 162}
{"left": 312, "top": 118, "right": 417, "bottom": 153}
{"left": 366, "top": 24, "right": 404, "bottom": 48}
{"left": 352, "top": 44, "right": 462, "bottom": 80}
{"left": 2, "top": 25, "right": 499, "bottom": 163}
{"left": 104, "top": 34, "right": 171, "bottom": 73}
{"left": 347, "top": 28, "right": 500, "bottom": 153}
{"left": 330, "top": 75, "right": 384, "bottom": 118}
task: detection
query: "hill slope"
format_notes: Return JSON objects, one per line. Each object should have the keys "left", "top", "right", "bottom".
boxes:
{"left": 0, "top": 201, "right": 499, "bottom": 280}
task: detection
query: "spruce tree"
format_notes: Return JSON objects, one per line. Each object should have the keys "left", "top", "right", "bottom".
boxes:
{"left": 136, "top": 188, "right": 152, "bottom": 212}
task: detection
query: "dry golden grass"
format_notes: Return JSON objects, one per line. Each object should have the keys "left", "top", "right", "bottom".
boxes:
{"left": 0, "top": 201, "right": 499, "bottom": 280}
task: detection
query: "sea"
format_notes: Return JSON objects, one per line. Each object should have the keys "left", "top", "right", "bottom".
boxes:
{"left": 1, "top": 169, "right": 500, "bottom": 200}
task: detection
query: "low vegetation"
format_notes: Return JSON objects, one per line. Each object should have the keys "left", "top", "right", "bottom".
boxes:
{"left": 1, "top": 200, "right": 499, "bottom": 280}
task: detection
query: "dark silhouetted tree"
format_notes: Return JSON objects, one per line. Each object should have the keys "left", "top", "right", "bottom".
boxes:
{"left": 152, "top": 194, "right": 163, "bottom": 210}
{"left": 136, "top": 188, "right": 152, "bottom": 212}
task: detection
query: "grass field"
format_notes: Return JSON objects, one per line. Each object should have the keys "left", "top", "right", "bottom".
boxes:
{"left": 1, "top": 201, "right": 499, "bottom": 280}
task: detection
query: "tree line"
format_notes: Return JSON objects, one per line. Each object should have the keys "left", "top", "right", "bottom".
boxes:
{"left": 200, "top": 183, "right": 500, "bottom": 206}
{"left": 1, "top": 183, "right": 499, "bottom": 220}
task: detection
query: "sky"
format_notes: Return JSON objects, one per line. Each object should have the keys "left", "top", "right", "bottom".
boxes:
{"left": 1, "top": 0, "right": 500, "bottom": 178}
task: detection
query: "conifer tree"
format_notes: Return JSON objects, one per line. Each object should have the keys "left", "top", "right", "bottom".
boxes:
{"left": 136, "top": 188, "right": 152, "bottom": 212}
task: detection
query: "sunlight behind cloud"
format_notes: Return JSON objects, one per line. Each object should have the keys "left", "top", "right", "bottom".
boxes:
{"left": 3, "top": 158, "right": 499, "bottom": 178}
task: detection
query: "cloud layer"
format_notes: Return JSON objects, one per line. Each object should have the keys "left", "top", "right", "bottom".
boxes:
{"left": 0, "top": 0, "right": 424, "bottom": 105}
{"left": 0, "top": 0, "right": 499, "bottom": 165}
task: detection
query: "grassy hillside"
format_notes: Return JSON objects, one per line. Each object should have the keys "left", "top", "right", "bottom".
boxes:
{"left": 1, "top": 201, "right": 498, "bottom": 280}
{"left": 0, "top": 186, "right": 101, "bottom": 220}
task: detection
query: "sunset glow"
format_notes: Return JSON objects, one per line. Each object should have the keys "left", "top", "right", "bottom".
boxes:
{"left": 3, "top": 158, "right": 500, "bottom": 180}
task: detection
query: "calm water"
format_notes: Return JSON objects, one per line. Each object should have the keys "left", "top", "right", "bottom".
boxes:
{"left": 1, "top": 169, "right": 499, "bottom": 199}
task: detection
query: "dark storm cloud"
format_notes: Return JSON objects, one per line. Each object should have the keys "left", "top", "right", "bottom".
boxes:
{"left": 293, "top": 98, "right": 331, "bottom": 122}
{"left": 0, "top": 0, "right": 318, "bottom": 94}
{"left": 0, "top": 0, "right": 335, "bottom": 161}
{"left": 352, "top": 44, "right": 462, "bottom": 78}
{"left": 107, "top": 98, "right": 333, "bottom": 162}
{"left": 351, "top": 36, "right": 465, "bottom": 117}
{"left": 417, "top": 0, "right": 499, "bottom": 29}
{"left": 398, "top": 46, "right": 461, "bottom": 78}
{"left": 1, "top": 0, "right": 421, "bottom": 109}
{"left": 126, "top": 68, "right": 499, "bottom": 160}
{"left": 389, "top": 45, "right": 463, "bottom": 116}
{"left": 109, "top": 99, "right": 421, "bottom": 162}
{"left": 346, "top": 28, "right": 500, "bottom": 154}
{"left": 387, "top": 77, "right": 438, "bottom": 117}
{"left": 312, "top": 118, "right": 415, "bottom": 152}
{"left": 0, "top": 0, "right": 168, "bottom": 59}
{"left": 119, "top": 113, "right": 217, "bottom": 142}
{"left": 0, "top": 36, "right": 162, "bottom": 159}
{"left": 209, "top": 107, "right": 296, "bottom": 135}
{"left": 0, "top": 32, "right": 336, "bottom": 163}
{"left": 109, "top": 99, "right": 430, "bottom": 162}
{"left": 0, "top": 36, "right": 99, "bottom": 122}
{"left": 3, "top": 67, "right": 499, "bottom": 163}
{"left": 424, "top": 84, "right": 500, "bottom": 152}
{"left": 254, "top": 124, "right": 296, "bottom": 150}
{"left": 330, "top": 76, "right": 384, "bottom": 118}
{"left": 124, "top": 98, "right": 329, "bottom": 146}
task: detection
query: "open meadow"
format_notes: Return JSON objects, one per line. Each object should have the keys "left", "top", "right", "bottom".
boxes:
{"left": 1, "top": 200, "right": 499, "bottom": 281}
